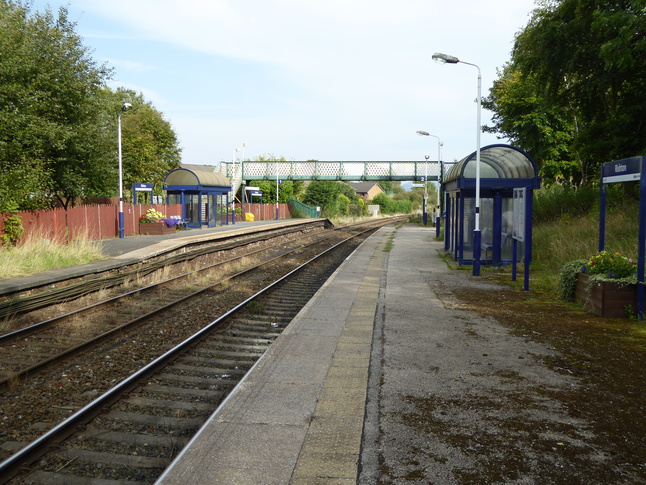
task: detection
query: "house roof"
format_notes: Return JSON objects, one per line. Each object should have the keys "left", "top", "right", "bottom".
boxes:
{"left": 349, "top": 182, "right": 381, "bottom": 193}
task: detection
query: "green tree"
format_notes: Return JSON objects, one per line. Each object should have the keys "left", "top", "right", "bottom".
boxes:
{"left": 482, "top": 65, "right": 579, "bottom": 183}
{"left": 114, "top": 89, "right": 182, "bottom": 199}
{"left": 0, "top": 1, "right": 113, "bottom": 210}
{"left": 372, "top": 193, "right": 393, "bottom": 214}
{"left": 303, "top": 181, "right": 342, "bottom": 216}
{"left": 491, "top": 0, "right": 646, "bottom": 184}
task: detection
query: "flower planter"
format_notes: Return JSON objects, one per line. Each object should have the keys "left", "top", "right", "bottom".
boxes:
{"left": 575, "top": 273, "right": 637, "bottom": 318}
{"left": 139, "top": 222, "right": 176, "bottom": 235}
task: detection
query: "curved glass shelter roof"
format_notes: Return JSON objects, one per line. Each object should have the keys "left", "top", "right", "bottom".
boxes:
{"left": 443, "top": 144, "right": 538, "bottom": 188}
{"left": 164, "top": 167, "right": 230, "bottom": 187}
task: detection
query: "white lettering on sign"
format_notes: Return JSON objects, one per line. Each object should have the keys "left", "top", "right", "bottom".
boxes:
{"left": 615, "top": 163, "right": 627, "bottom": 173}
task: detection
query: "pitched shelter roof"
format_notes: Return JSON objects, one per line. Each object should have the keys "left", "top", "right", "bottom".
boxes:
{"left": 164, "top": 166, "right": 230, "bottom": 187}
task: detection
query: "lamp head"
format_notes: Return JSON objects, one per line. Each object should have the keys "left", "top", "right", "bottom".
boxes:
{"left": 121, "top": 102, "right": 132, "bottom": 111}
{"left": 416, "top": 130, "right": 430, "bottom": 136}
{"left": 432, "top": 52, "right": 459, "bottom": 64}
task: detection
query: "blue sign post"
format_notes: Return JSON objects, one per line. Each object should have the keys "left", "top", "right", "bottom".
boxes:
{"left": 132, "top": 182, "right": 153, "bottom": 205}
{"left": 600, "top": 156, "right": 645, "bottom": 319}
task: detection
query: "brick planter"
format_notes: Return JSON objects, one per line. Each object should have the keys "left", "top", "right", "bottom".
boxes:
{"left": 575, "top": 273, "right": 637, "bottom": 318}
{"left": 139, "top": 222, "right": 176, "bottom": 235}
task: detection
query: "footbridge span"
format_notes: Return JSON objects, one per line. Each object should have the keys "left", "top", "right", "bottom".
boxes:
{"left": 217, "top": 160, "right": 444, "bottom": 197}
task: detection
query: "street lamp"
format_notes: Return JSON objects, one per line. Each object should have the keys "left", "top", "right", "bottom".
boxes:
{"left": 416, "top": 131, "right": 443, "bottom": 228}
{"left": 117, "top": 102, "right": 132, "bottom": 239}
{"left": 432, "top": 52, "right": 482, "bottom": 276}
{"left": 275, "top": 163, "right": 280, "bottom": 220}
{"left": 232, "top": 148, "right": 241, "bottom": 224}
{"left": 241, "top": 142, "right": 247, "bottom": 216}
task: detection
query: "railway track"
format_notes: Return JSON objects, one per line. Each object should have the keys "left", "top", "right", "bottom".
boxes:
{"left": 0, "top": 219, "right": 392, "bottom": 389}
{"left": 0, "top": 218, "right": 404, "bottom": 483}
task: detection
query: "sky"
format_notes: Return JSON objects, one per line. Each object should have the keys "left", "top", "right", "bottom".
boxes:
{"left": 31, "top": 0, "right": 538, "bottom": 166}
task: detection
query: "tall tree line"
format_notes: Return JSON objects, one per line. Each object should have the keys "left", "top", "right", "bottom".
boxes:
{"left": 483, "top": 0, "right": 646, "bottom": 185}
{"left": 0, "top": 1, "right": 181, "bottom": 213}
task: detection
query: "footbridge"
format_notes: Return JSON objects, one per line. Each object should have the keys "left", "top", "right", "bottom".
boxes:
{"left": 216, "top": 160, "right": 445, "bottom": 197}
{"left": 232, "top": 160, "right": 443, "bottom": 181}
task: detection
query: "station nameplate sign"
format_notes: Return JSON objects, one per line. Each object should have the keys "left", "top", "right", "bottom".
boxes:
{"left": 602, "top": 157, "right": 642, "bottom": 184}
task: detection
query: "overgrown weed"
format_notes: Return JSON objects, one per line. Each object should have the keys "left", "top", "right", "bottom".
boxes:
{"left": 0, "top": 227, "right": 104, "bottom": 279}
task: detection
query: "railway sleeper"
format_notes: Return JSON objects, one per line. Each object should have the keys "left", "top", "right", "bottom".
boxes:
{"left": 142, "top": 383, "right": 225, "bottom": 401}
{"left": 78, "top": 427, "right": 191, "bottom": 449}
{"left": 95, "top": 410, "right": 203, "bottom": 434}
{"left": 44, "top": 447, "right": 169, "bottom": 476}
{"left": 153, "top": 373, "right": 239, "bottom": 389}
{"left": 209, "top": 334, "right": 271, "bottom": 345}
{"left": 66, "top": 432, "right": 186, "bottom": 459}
{"left": 120, "top": 396, "right": 214, "bottom": 413}
{"left": 229, "top": 319, "right": 283, "bottom": 330}
{"left": 18, "top": 470, "right": 149, "bottom": 484}
{"left": 225, "top": 328, "right": 281, "bottom": 339}
{"left": 186, "top": 348, "right": 263, "bottom": 361}
{"left": 171, "top": 355, "right": 253, "bottom": 372}
{"left": 202, "top": 341, "right": 269, "bottom": 352}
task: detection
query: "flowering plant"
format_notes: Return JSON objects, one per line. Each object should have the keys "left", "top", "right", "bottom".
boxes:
{"left": 582, "top": 249, "right": 637, "bottom": 280}
{"left": 139, "top": 208, "right": 165, "bottom": 223}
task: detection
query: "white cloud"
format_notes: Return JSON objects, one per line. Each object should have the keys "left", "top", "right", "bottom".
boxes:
{"left": 33, "top": 0, "right": 536, "bottom": 165}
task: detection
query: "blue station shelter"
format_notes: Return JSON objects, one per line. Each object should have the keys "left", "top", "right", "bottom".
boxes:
{"left": 442, "top": 144, "right": 541, "bottom": 268}
{"left": 163, "top": 166, "right": 232, "bottom": 228}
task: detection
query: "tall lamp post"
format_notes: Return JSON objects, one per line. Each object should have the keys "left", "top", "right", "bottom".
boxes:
{"left": 241, "top": 142, "right": 247, "bottom": 216}
{"left": 432, "top": 52, "right": 482, "bottom": 276}
{"left": 232, "top": 147, "right": 241, "bottom": 224}
{"left": 416, "top": 131, "right": 443, "bottom": 229}
{"left": 117, "top": 102, "right": 132, "bottom": 239}
{"left": 275, "top": 164, "right": 280, "bottom": 220}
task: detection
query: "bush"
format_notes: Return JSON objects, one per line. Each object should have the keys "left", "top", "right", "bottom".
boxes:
{"left": 583, "top": 249, "right": 637, "bottom": 280}
{"left": 557, "top": 259, "right": 587, "bottom": 301}
{"left": 1, "top": 213, "right": 24, "bottom": 247}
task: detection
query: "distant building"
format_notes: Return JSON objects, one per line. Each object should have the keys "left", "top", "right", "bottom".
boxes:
{"left": 348, "top": 182, "right": 384, "bottom": 201}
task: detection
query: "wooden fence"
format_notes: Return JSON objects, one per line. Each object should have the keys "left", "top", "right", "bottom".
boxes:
{"left": 0, "top": 203, "right": 305, "bottom": 245}
{"left": 0, "top": 204, "right": 182, "bottom": 245}
{"left": 240, "top": 203, "right": 293, "bottom": 221}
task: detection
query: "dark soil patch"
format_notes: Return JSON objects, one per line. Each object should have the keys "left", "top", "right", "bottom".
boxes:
{"left": 452, "top": 271, "right": 646, "bottom": 481}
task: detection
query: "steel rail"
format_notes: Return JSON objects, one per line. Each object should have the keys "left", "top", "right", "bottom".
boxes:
{"left": 0, "top": 221, "right": 329, "bottom": 319}
{"left": 0, "top": 224, "right": 375, "bottom": 389}
{"left": 0, "top": 224, "right": 381, "bottom": 482}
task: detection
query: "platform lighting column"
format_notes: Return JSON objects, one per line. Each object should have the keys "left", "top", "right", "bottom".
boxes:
{"left": 432, "top": 52, "right": 482, "bottom": 276}
{"left": 117, "top": 102, "right": 132, "bottom": 239}
{"left": 416, "top": 131, "right": 443, "bottom": 228}
{"left": 241, "top": 142, "right": 247, "bottom": 216}
{"left": 232, "top": 148, "right": 240, "bottom": 224}
{"left": 276, "top": 164, "right": 280, "bottom": 220}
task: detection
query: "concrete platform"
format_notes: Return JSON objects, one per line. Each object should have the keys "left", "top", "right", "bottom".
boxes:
{"left": 0, "top": 219, "right": 320, "bottom": 297}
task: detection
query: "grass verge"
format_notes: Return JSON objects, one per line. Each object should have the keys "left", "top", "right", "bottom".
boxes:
{"left": 0, "top": 230, "right": 105, "bottom": 280}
